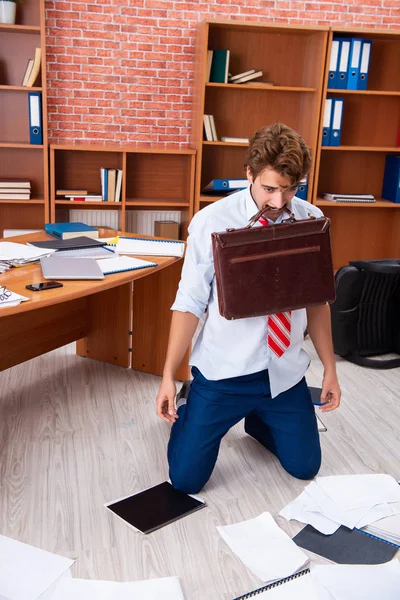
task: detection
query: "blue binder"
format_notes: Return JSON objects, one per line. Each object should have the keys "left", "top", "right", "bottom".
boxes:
{"left": 28, "top": 91, "right": 43, "bottom": 145}
{"left": 382, "top": 155, "right": 400, "bottom": 203}
{"left": 202, "top": 178, "right": 248, "bottom": 192}
{"left": 296, "top": 178, "right": 308, "bottom": 200}
{"left": 337, "top": 39, "right": 350, "bottom": 89}
{"left": 347, "top": 38, "right": 363, "bottom": 90}
{"left": 327, "top": 39, "right": 340, "bottom": 89}
{"left": 322, "top": 98, "right": 333, "bottom": 146}
{"left": 358, "top": 40, "right": 372, "bottom": 91}
{"left": 330, "top": 98, "right": 344, "bottom": 146}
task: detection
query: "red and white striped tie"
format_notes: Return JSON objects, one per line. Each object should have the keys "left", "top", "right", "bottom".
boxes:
{"left": 259, "top": 214, "right": 292, "bottom": 358}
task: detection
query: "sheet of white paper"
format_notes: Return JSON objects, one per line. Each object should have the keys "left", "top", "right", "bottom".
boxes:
{"left": 242, "top": 572, "right": 320, "bottom": 600}
{"left": 0, "top": 242, "right": 56, "bottom": 262}
{"left": 0, "top": 535, "right": 75, "bottom": 600}
{"left": 310, "top": 559, "right": 400, "bottom": 600}
{"left": 0, "top": 290, "right": 29, "bottom": 309}
{"left": 217, "top": 512, "right": 309, "bottom": 582}
{"left": 47, "top": 576, "right": 184, "bottom": 600}
{"left": 355, "top": 501, "right": 400, "bottom": 528}
{"left": 279, "top": 489, "right": 340, "bottom": 535}
{"left": 39, "top": 571, "right": 72, "bottom": 600}
{"left": 303, "top": 482, "right": 372, "bottom": 530}
{"left": 316, "top": 475, "right": 400, "bottom": 511}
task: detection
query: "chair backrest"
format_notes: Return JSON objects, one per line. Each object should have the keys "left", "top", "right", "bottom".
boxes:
{"left": 331, "top": 259, "right": 400, "bottom": 369}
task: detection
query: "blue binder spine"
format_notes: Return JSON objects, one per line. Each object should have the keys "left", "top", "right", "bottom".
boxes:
{"left": 347, "top": 38, "right": 362, "bottom": 90}
{"left": 322, "top": 98, "right": 333, "bottom": 146}
{"left": 358, "top": 40, "right": 372, "bottom": 91}
{"left": 382, "top": 155, "right": 400, "bottom": 204}
{"left": 28, "top": 91, "right": 43, "bottom": 145}
{"left": 330, "top": 98, "right": 344, "bottom": 147}
{"left": 203, "top": 178, "right": 248, "bottom": 192}
{"left": 327, "top": 39, "right": 340, "bottom": 89}
{"left": 337, "top": 39, "right": 350, "bottom": 89}
{"left": 296, "top": 178, "right": 308, "bottom": 200}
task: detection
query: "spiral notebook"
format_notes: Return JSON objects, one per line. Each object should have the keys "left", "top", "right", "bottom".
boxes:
{"left": 106, "top": 236, "right": 185, "bottom": 257}
{"left": 97, "top": 256, "right": 157, "bottom": 275}
{"left": 232, "top": 568, "right": 319, "bottom": 599}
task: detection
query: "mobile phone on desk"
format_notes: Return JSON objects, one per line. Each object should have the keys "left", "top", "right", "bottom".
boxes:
{"left": 26, "top": 281, "right": 63, "bottom": 292}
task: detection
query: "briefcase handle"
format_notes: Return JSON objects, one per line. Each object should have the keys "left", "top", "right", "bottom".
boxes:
{"left": 244, "top": 204, "right": 317, "bottom": 230}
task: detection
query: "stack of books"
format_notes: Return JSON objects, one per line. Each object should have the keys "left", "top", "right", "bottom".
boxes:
{"left": 203, "top": 115, "right": 218, "bottom": 141}
{"left": 56, "top": 189, "right": 103, "bottom": 202}
{"left": 321, "top": 193, "right": 376, "bottom": 203}
{"left": 0, "top": 179, "right": 31, "bottom": 200}
{"left": 228, "top": 68, "right": 264, "bottom": 84}
{"left": 100, "top": 168, "right": 122, "bottom": 202}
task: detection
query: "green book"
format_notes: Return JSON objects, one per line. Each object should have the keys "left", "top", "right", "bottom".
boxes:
{"left": 209, "top": 49, "right": 230, "bottom": 83}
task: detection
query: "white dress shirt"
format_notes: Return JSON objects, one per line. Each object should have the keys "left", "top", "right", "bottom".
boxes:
{"left": 171, "top": 185, "right": 324, "bottom": 397}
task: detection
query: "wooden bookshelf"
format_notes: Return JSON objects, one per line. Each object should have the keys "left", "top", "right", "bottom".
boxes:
{"left": 192, "top": 20, "right": 329, "bottom": 213}
{"left": 313, "top": 28, "right": 400, "bottom": 269}
{"left": 0, "top": 0, "right": 49, "bottom": 236}
{"left": 50, "top": 145, "right": 196, "bottom": 239}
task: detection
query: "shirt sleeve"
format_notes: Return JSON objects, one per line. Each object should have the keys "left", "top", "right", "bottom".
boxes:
{"left": 170, "top": 212, "right": 215, "bottom": 319}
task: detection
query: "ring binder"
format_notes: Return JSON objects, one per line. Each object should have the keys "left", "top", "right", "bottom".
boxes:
{"left": 232, "top": 568, "right": 311, "bottom": 599}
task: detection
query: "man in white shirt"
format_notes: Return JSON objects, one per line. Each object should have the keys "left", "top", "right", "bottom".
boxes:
{"left": 156, "top": 123, "right": 341, "bottom": 494}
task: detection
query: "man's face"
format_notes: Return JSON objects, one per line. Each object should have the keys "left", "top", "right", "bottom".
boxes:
{"left": 246, "top": 166, "right": 298, "bottom": 220}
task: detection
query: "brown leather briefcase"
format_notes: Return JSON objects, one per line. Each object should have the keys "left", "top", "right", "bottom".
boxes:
{"left": 211, "top": 206, "right": 336, "bottom": 320}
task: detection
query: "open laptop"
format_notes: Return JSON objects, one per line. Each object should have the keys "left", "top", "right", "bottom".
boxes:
{"left": 40, "top": 256, "right": 104, "bottom": 280}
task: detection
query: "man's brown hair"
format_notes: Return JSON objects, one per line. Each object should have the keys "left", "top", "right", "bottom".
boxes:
{"left": 244, "top": 123, "right": 311, "bottom": 186}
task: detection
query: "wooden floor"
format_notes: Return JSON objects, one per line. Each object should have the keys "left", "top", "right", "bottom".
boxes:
{"left": 1, "top": 340, "right": 399, "bottom": 599}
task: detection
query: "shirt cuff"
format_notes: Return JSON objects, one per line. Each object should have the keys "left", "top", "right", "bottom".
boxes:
{"left": 170, "top": 301, "right": 205, "bottom": 320}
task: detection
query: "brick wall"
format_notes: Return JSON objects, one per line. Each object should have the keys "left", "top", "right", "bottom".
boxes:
{"left": 45, "top": 0, "right": 400, "bottom": 146}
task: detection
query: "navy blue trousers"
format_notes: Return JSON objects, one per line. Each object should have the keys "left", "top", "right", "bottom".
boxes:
{"left": 168, "top": 367, "right": 321, "bottom": 494}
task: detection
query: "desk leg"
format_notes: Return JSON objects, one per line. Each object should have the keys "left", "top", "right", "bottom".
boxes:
{"left": 131, "top": 262, "right": 190, "bottom": 381}
{"left": 76, "top": 283, "right": 132, "bottom": 368}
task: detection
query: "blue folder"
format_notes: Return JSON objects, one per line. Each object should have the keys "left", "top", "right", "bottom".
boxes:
{"left": 337, "top": 38, "right": 350, "bottom": 89}
{"left": 358, "top": 40, "right": 372, "bottom": 90}
{"left": 28, "top": 92, "right": 43, "bottom": 145}
{"left": 327, "top": 39, "right": 340, "bottom": 89}
{"left": 330, "top": 98, "right": 344, "bottom": 147}
{"left": 347, "top": 38, "right": 363, "bottom": 90}
{"left": 382, "top": 155, "right": 400, "bottom": 203}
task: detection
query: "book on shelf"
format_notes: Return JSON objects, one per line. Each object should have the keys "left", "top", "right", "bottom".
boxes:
{"left": 24, "top": 47, "right": 42, "bottom": 87}
{"left": 246, "top": 80, "right": 275, "bottom": 87}
{"left": 203, "top": 114, "right": 213, "bottom": 141}
{"left": 0, "top": 192, "right": 31, "bottom": 200}
{"left": 220, "top": 137, "right": 249, "bottom": 144}
{"left": 206, "top": 49, "right": 213, "bottom": 82}
{"left": 21, "top": 58, "right": 34, "bottom": 87}
{"left": 66, "top": 194, "right": 103, "bottom": 202}
{"left": 209, "top": 49, "right": 230, "bottom": 83}
{"left": 100, "top": 168, "right": 122, "bottom": 202}
{"left": 56, "top": 189, "right": 88, "bottom": 196}
{"left": 0, "top": 179, "right": 31, "bottom": 189}
{"left": 321, "top": 193, "right": 376, "bottom": 203}
{"left": 209, "top": 115, "right": 218, "bottom": 141}
{"left": 232, "top": 70, "right": 263, "bottom": 84}
{"left": 228, "top": 68, "right": 256, "bottom": 82}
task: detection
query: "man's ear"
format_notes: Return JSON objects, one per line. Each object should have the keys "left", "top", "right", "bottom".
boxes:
{"left": 246, "top": 165, "right": 253, "bottom": 183}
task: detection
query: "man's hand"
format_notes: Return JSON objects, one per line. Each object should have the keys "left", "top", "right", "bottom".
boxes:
{"left": 156, "top": 378, "right": 178, "bottom": 423}
{"left": 319, "top": 372, "right": 341, "bottom": 413}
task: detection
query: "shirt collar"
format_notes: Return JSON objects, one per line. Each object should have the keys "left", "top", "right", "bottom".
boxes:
{"left": 245, "top": 185, "right": 293, "bottom": 224}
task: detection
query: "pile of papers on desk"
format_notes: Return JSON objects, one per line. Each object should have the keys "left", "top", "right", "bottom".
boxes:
{"left": 280, "top": 474, "right": 400, "bottom": 534}
{"left": 0, "top": 241, "right": 56, "bottom": 267}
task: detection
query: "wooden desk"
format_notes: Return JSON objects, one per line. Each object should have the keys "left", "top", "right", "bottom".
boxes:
{"left": 0, "top": 232, "right": 189, "bottom": 380}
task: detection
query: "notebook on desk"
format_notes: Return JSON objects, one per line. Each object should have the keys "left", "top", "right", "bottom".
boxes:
{"left": 106, "top": 236, "right": 185, "bottom": 257}
{"left": 28, "top": 236, "right": 106, "bottom": 250}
